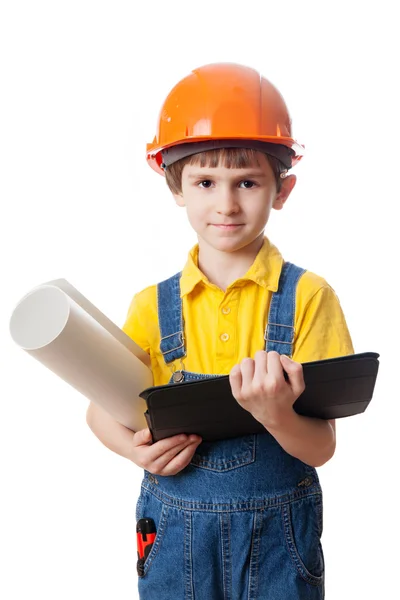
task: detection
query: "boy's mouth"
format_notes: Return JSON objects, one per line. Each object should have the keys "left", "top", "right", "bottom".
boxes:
{"left": 211, "top": 224, "right": 243, "bottom": 229}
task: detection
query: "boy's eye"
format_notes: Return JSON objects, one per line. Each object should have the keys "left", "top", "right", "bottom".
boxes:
{"left": 198, "top": 180, "right": 213, "bottom": 188}
{"left": 239, "top": 180, "right": 256, "bottom": 189}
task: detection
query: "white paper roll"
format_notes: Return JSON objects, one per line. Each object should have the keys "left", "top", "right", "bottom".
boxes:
{"left": 9, "top": 280, "right": 153, "bottom": 431}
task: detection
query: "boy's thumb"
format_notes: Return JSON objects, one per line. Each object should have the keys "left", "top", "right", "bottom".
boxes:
{"left": 135, "top": 428, "right": 152, "bottom": 446}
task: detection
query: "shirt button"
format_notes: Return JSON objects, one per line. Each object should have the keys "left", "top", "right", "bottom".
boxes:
{"left": 220, "top": 333, "right": 230, "bottom": 342}
{"left": 221, "top": 307, "right": 231, "bottom": 315}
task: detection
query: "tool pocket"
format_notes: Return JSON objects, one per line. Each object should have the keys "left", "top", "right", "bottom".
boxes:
{"left": 135, "top": 488, "right": 169, "bottom": 578}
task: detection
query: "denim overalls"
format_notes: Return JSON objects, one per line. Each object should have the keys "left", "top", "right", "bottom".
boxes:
{"left": 136, "top": 263, "right": 325, "bottom": 600}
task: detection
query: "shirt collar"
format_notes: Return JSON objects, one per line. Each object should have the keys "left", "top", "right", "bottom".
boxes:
{"left": 180, "top": 237, "right": 284, "bottom": 298}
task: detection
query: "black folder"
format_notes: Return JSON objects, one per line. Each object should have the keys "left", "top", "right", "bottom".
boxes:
{"left": 139, "top": 352, "right": 379, "bottom": 442}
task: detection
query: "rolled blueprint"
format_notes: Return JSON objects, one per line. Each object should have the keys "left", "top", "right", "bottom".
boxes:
{"left": 9, "top": 279, "right": 153, "bottom": 432}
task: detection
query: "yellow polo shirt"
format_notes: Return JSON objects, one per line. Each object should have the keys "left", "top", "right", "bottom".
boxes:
{"left": 122, "top": 237, "right": 354, "bottom": 386}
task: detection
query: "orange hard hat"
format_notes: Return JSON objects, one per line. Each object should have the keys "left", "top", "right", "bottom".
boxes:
{"left": 146, "top": 63, "right": 304, "bottom": 175}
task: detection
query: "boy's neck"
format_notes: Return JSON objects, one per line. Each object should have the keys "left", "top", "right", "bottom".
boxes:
{"left": 197, "top": 234, "right": 265, "bottom": 292}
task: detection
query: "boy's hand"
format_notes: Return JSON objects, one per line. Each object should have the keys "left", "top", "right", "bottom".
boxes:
{"left": 229, "top": 351, "right": 305, "bottom": 429}
{"left": 130, "top": 429, "right": 202, "bottom": 476}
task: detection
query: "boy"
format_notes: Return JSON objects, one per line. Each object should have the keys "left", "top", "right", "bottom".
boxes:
{"left": 86, "top": 63, "right": 353, "bottom": 599}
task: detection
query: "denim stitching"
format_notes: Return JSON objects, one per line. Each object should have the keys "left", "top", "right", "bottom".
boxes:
{"left": 265, "top": 323, "right": 295, "bottom": 345}
{"left": 135, "top": 492, "right": 144, "bottom": 522}
{"left": 281, "top": 501, "right": 324, "bottom": 587}
{"left": 160, "top": 331, "right": 184, "bottom": 341}
{"left": 264, "top": 263, "right": 306, "bottom": 358}
{"left": 219, "top": 515, "right": 226, "bottom": 599}
{"left": 247, "top": 511, "right": 262, "bottom": 600}
{"left": 226, "top": 514, "right": 232, "bottom": 600}
{"left": 247, "top": 514, "right": 256, "bottom": 600}
{"left": 220, "top": 513, "right": 232, "bottom": 600}
{"left": 161, "top": 340, "right": 185, "bottom": 353}
{"left": 184, "top": 511, "right": 194, "bottom": 600}
{"left": 190, "top": 459, "right": 254, "bottom": 471}
{"left": 181, "top": 372, "right": 220, "bottom": 381}
{"left": 190, "top": 437, "right": 256, "bottom": 471}
{"left": 292, "top": 267, "right": 305, "bottom": 355}
{"left": 157, "top": 272, "right": 186, "bottom": 364}
{"left": 142, "top": 503, "right": 169, "bottom": 576}
{"left": 264, "top": 337, "right": 293, "bottom": 345}
{"left": 141, "top": 480, "right": 322, "bottom": 513}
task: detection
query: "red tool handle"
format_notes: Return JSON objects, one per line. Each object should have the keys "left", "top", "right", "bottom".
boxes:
{"left": 137, "top": 531, "right": 156, "bottom": 560}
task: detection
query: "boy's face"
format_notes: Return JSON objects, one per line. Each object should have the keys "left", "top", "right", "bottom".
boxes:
{"left": 173, "top": 152, "right": 296, "bottom": 254}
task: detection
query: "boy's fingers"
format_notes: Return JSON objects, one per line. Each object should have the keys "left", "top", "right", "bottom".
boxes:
{"left": 240, "top": 358, "right": 255, "bottom": 388}
{"left": 280, "top": 355, "right": 305, "bottom": 397}
{"left": 144, "top": 434, "right": 201, "bottom": 463}
{"left": 229, "top": 364, "right": 242, "bottom": 397}
{"left": 151, "top": 437, "right": 201, "bottom": 470}
{"left": 264, "top": 351, "right": 285, "bottom": 383}
{"left": 161, "top": 441, "right": 201, "bottom": 476}
{"left": 229, "top": 364, "right": 241, "bottom": 380}
{"left": 253, "top": 350, "right": 269, "bottom": 385}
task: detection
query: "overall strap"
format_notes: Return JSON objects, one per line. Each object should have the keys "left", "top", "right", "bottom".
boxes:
{"left": 264, "top": 262, "right": 306, "bottom": 357}
{"left": 157, "top": 272, "right": 186, "bottom": 365}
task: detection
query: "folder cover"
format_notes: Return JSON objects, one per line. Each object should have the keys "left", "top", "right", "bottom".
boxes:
{"left": 140, "top": 352, "right": 379, "bottom": 442}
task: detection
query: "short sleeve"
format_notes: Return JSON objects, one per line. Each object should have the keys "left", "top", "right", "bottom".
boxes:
{"left": 122, "top": 293, "right": 151, "bottom": 355}
{"left": 293, "top": 283, "right": 354, "bottom": 363}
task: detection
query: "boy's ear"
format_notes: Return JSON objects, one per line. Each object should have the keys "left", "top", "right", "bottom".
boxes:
{"left": 273, "top": 174, "right": 296, "bottom": 210}
{"left": 173, "top": 192, "right": 186, "bottom": 207}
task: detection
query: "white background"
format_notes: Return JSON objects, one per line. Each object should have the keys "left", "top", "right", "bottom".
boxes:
{"left": 1, "top": 1, "right": 398, "bottom": 598}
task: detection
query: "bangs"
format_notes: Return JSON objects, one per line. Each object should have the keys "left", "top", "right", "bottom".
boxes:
{"left": 187, "top": 148, "right": 261, "bottom": 169}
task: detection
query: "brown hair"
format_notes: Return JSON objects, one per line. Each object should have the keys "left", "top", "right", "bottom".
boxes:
{"left": 164, "top": 148, "right": 284, "bottom": 195}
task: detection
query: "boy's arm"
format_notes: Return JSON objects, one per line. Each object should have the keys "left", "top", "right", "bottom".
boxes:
{"left": 267, "top": 412, "right": 336, "bottom": 468}
{"left": 86, "top": 402, "right": 139, "bottom": 460}
{"left": 230, "top": 282, "right": 353, "bottom": 468}
{"left": 271, "top": 281, "right": 352, "bottom": 466}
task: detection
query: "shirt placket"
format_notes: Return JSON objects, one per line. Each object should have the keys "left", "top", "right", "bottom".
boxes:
{"left": 215, "top": 288, "right": 240, "bottom": 373}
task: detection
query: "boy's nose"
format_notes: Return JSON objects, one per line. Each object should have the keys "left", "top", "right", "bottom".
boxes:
{"left": 215, "top": 188, "right": 239, "bottom": 214}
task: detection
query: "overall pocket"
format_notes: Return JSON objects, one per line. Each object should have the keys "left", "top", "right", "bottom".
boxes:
{"left": 190, "top": 435, "right": 256, "bottom": 472}
{"left": 281, "top": 493, "right": 325, "bottom": 586}
{"left": 135, "top": 488, "right": 170, "bottom": 578}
